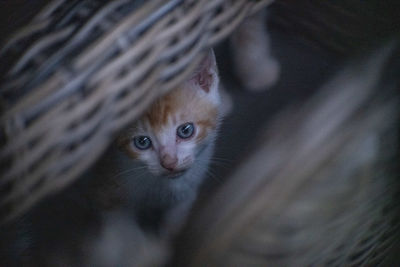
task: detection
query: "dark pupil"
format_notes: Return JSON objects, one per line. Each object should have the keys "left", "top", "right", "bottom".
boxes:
{"left": 138, "top": 137, "right": 147, "bottom": 145}
{"left": 182, "top": 125, "right": 191, "bottom": 134}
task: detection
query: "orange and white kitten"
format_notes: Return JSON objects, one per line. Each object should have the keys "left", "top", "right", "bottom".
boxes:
{"left": 99, "top": 50, "right": 222, "bottom": 234}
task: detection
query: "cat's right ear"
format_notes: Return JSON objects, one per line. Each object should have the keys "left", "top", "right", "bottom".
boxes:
{"left": 189, "top": 50, "right": 219, "bottom": 95}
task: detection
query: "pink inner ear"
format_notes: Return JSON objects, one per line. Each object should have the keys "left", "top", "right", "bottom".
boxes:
{"left": 194, "top": 71, "right": 212, "bottom": 92}
{"left": 190, "top": 51, "right": 216, "bottom": 93}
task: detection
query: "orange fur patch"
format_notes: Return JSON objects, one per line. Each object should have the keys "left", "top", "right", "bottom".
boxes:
{"left": 144, "top": 91, "right": 180, "bottom": 131}
{"left": 144, "top": 85, "right": 218, "bottom": 138}
{"left": 195, "top": 112, "right": 218, "bottom": 143}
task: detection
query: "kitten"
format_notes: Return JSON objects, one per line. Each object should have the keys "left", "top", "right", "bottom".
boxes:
{"left": 96, "top": 49, "right": 222, "bottom": 234}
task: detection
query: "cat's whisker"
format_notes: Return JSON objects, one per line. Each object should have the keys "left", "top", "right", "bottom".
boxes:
{"left": 115, "top": 166, "right": 146, "bottom": 177}
{"left": 195, "top": 158, "right": 232, "bottom": 169}
{"left": 209, "top": 160, "right": 231, "bottom": 168}
{"left": 210, "top": 156, "right": 233, "bottom": 163}
{"left": 112, "top": 166, "right": 148, "bottom": 179}
{"left": 205, "top": 169, "right": 223, "bottom": 184}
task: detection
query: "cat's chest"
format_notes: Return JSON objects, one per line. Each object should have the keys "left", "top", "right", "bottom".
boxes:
{"left": 127, "top": 174, "right": 195, "bottom": 205}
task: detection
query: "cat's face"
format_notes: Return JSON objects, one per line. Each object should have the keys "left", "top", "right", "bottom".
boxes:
{"left": 118, "top": 51, "right": 220, "bottom": 177}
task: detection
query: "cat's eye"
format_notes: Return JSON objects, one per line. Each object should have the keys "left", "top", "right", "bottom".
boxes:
{"left": 133, "top": 136, "right": 152, "bottom": 150}
{"left": 177, "top": 122, "right": 195, "bottom": 139}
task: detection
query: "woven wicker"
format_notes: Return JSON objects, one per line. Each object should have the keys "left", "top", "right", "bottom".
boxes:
{"left": 0, "top": 0, "right": 273, "bottom": 223}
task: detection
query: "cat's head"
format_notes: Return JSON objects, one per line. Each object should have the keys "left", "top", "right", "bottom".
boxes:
{"left": 118, "top": 50, "right": 220, "bottom": 177}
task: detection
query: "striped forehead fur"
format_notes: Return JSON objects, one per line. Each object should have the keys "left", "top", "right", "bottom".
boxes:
{"left": 144, "top": 85, "right": 218, "bottom": 133}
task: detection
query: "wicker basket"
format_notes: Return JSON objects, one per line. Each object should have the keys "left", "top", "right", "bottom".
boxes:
{"left": 1, "top": 1, "right": 399, "bottom": 266}
{"left": 0, "top": 0, "right": 272, "bottom": 223}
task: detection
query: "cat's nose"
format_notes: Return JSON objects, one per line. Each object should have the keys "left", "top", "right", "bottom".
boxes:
{"left": 160, "top": 154, "right": 178, "bottom": 171}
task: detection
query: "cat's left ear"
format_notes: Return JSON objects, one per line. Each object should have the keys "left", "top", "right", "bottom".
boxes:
{"left": 189, "top": 49, "right": 219, "bottom": 97}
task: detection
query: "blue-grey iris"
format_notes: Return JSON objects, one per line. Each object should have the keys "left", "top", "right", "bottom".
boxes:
{"left": 177, "top": 123, "right": 195, "bottom": 139}
{"left": 133, "top": 136, "right": 152, "bottom": 150}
